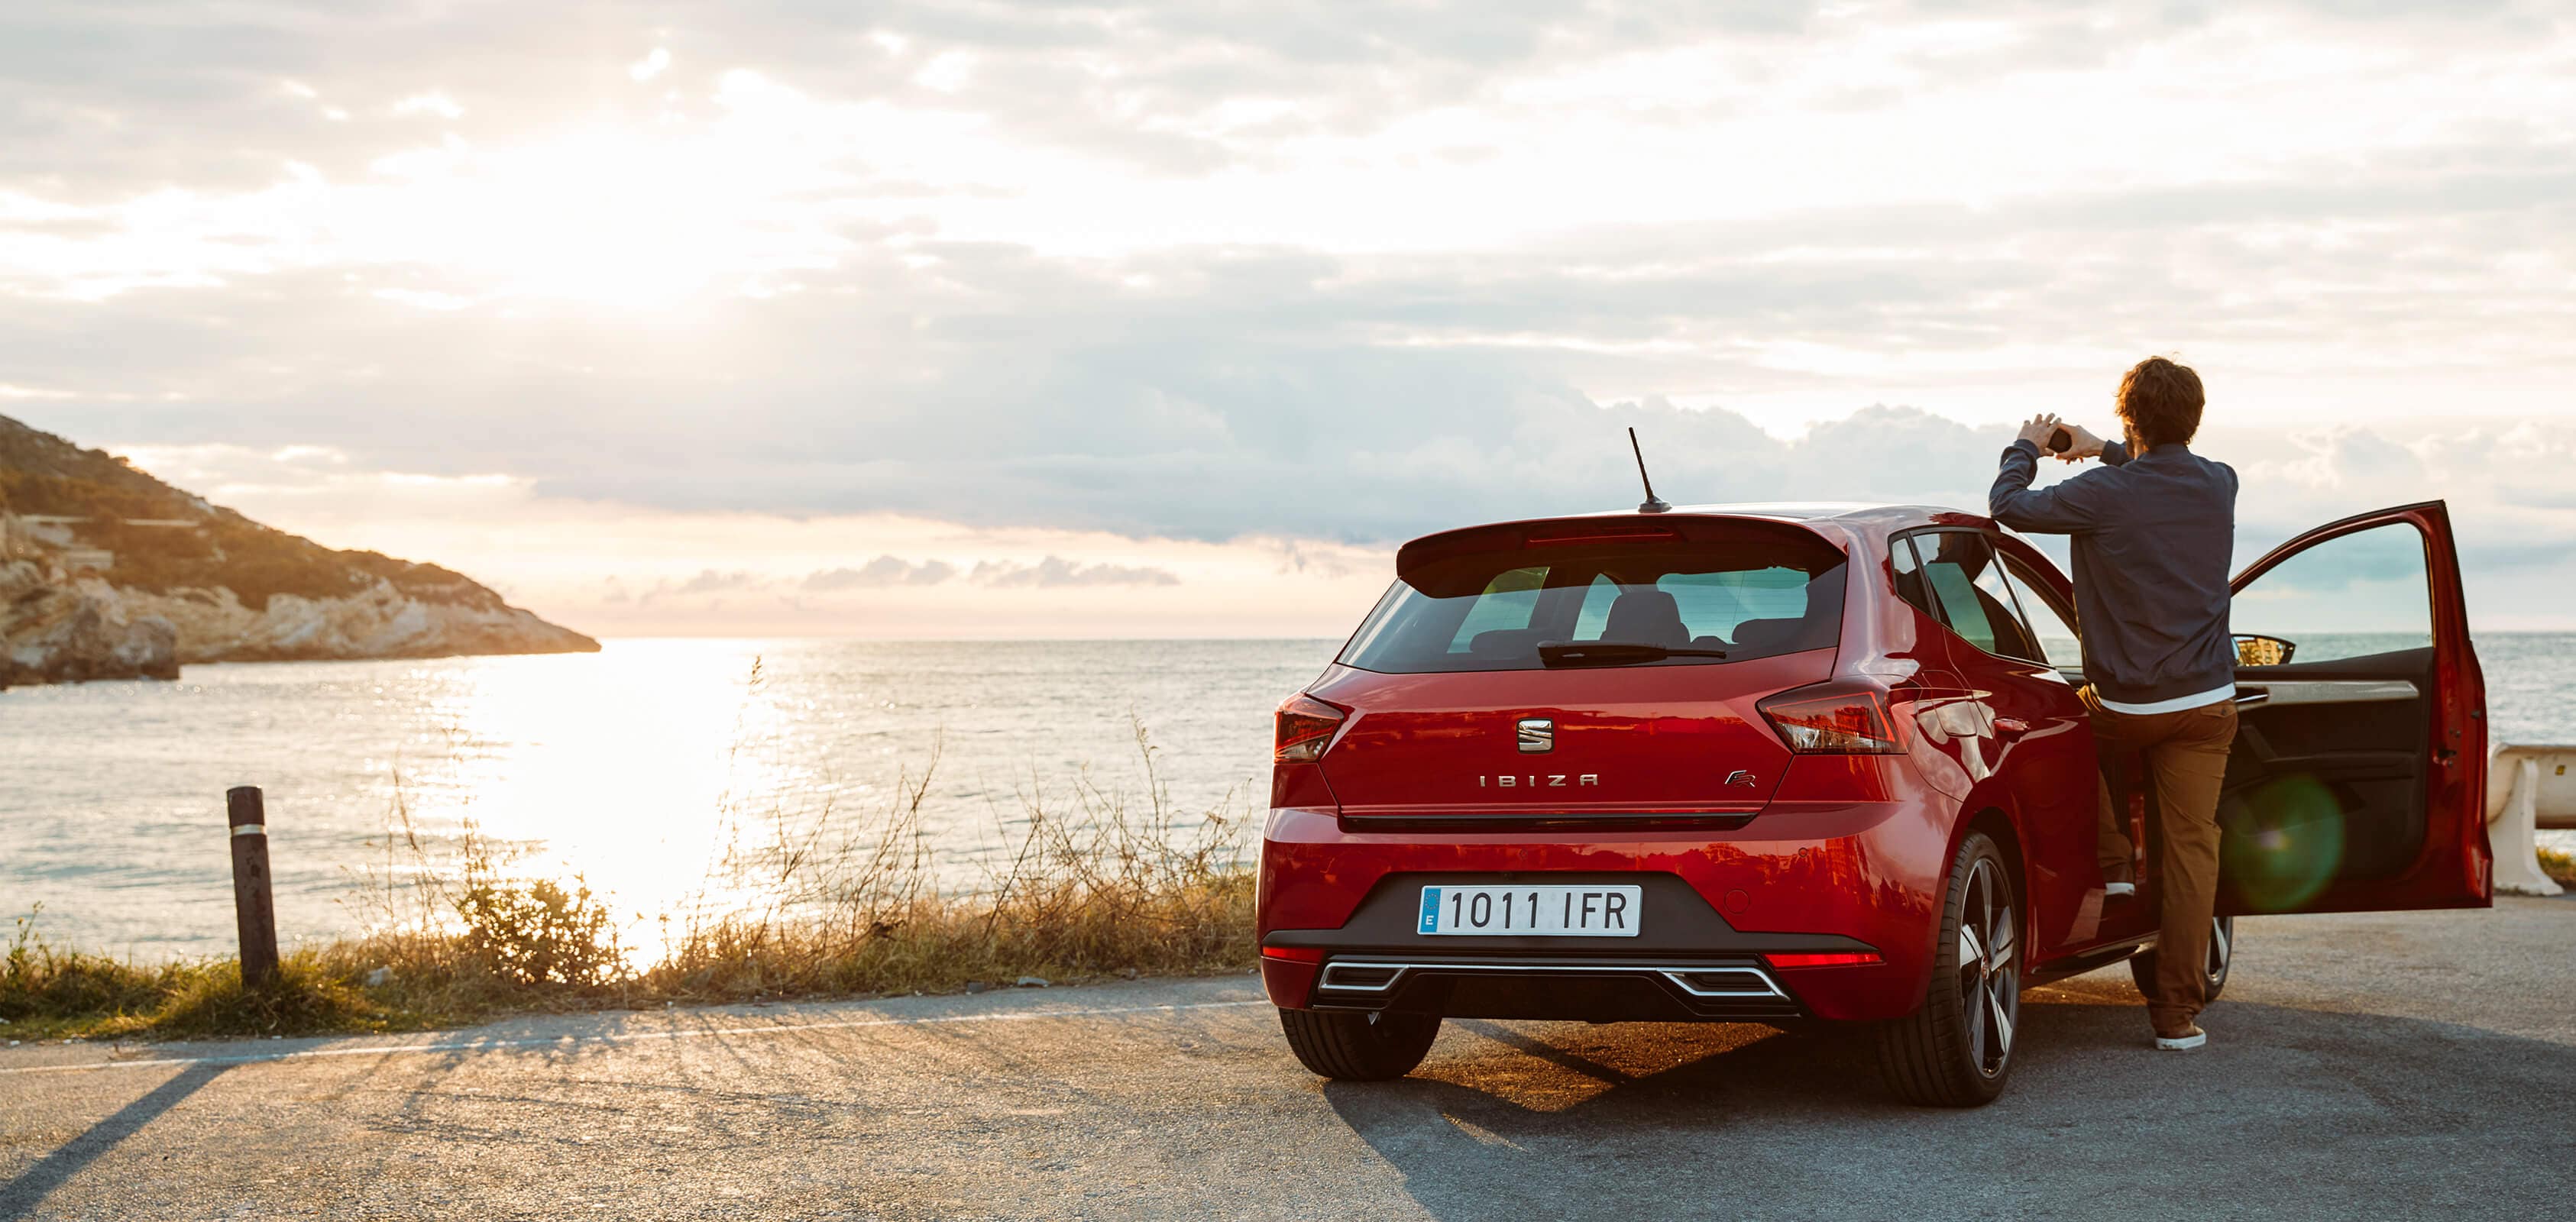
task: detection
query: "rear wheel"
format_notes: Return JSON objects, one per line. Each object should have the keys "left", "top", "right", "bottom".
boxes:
{"left": 2128, "top": 914, "right": 2233, "bottom": 1003}
{"left": 1876, "top": 832, "right": 2019, "bottom": 1107}
{"left": 1278, "top": 1007, "right": 1441, "bottom": 1081}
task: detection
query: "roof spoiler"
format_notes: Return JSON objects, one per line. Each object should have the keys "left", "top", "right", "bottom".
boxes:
{"left": 1394, "top": 514, "right": 1843, "bottom": 584}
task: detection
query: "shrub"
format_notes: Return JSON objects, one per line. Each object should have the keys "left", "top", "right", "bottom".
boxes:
{"left": 455, "top": 878, "right": 623, "bottom": 987}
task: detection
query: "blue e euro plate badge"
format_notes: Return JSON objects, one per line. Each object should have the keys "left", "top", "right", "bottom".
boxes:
{"left": 1419, "top": 887, "right": 1443, "bottom": 934}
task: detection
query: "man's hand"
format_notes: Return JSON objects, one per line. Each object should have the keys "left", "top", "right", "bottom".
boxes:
{"left": 2015, "top": 414, "right": 2063, "bottom": 450}
{"left": 2053, "top": 422, "right": 2109, "bottom": 462}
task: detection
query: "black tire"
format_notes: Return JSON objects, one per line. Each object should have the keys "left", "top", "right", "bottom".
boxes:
{"left": 1278, "top": 1007, "right": 1440, "bottom": 1081}
{"left": 1875, "top": 832, "right": 2020, "bottom": 1107}
{"left": 2128, "top": 914, "right": 2233, "bottom": 1004}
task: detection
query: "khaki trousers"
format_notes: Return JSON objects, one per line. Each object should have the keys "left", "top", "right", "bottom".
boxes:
{"left": 2080, "top": 687, "right": 2238, "bottom": 1033}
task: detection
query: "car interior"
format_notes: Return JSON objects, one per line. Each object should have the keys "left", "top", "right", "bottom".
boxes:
{"left": 1346, "top": 540, "right": 1851, "bottom": 673}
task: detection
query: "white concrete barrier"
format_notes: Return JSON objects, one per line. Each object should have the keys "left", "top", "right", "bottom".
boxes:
{"left": 2485, "top": 745, "right": 2576, "bottom": 897}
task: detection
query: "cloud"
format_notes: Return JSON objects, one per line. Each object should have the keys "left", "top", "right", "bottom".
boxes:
{"left": 80, "top": 414, "right": 2576, "bottom": 636}
{"left": 970, "top": 557, "right": 1182, "bottom": 588}
{"left": 5, "top": 0, "right": 2576, "bottom": 629}
{"left": 391, "top": 92, "right": 463, "bottom": 119}
{"left": 803, "top": 556, "right": 956, "bottom": 590}
{"left": 671, "top": 568, "right": 760, "bottom": 595}
{"left": 804, "top": 553, "right": 1188, "bottom": 591}
{"left": 1267, "top": 538, "right": 1380, "bottom": 580}
{"left": 17, "top": 163, "right": 2571, "bottom": 542}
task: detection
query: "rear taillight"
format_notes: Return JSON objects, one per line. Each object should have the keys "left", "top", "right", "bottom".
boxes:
{"left": 1275, "top": 694, "right": 1348, "bottom": 762}
{"left": 1767, "top": 951, "right": 1884, "bottom": 969}
{"left": 1758, "top": 682, "right": 1901, "bottom": 754}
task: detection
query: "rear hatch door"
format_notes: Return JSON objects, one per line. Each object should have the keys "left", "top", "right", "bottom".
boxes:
{"left": 1313, "top": 514, "right": 1848, "bottom": 825}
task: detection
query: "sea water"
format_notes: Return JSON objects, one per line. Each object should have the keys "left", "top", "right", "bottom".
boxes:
{"left": 5, "top": 635, "right": 2571, "bottom": 958}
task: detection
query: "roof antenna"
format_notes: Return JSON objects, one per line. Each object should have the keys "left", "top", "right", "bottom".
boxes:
{"left": 1627, "top": 427, "right": 1671, "bottom": 514}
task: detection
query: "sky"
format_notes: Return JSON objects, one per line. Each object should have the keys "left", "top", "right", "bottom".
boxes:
{"left": 3, "top": 0, "right": 2571, "bottom": 636}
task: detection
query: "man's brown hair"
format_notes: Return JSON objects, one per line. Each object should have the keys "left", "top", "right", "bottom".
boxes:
{"left": 2115, "top": 356, "right": 2205, "bottom": 450}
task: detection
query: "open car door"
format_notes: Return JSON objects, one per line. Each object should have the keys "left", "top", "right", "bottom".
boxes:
{"left": 2217, "top": 500, "right": 2490, "bottom": 915}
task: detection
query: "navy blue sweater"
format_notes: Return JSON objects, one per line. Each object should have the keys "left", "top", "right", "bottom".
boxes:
{"left": 1989, "top": 438, "right": 2239, "bottom": 705}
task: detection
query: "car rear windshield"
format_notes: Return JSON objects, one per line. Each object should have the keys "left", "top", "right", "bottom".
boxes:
{"left": 1338, "top": 531, "right": 1848, "bottom": 674}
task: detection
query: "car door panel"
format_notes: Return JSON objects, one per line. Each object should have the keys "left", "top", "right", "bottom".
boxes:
{"left": 2224, "top": 650, "right": 2432, "bottom": 902}
{"left": 1969, "top": 653, "right": 2107, "bottom": 962}
{"left": 1895, "top": 529, "right": 2113, "bottom": 962}
{"left": 1985, "top": 537, "right": 2162, "bottom": 952}
{"left": 2217, "top": 502, "right": 2489, "bottom": 916}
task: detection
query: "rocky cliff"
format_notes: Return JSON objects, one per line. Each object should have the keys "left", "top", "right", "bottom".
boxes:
{"left": 1, "top": 414, "right": 597, "bottom": 687}
{"left": 0, "top": 561, "right": 180, "bottom": 684}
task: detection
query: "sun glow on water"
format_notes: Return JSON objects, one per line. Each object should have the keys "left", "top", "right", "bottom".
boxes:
{"left": 2, "top": 638, "right": 1313, "bottom": 959}
{"left": 396, "top": 643, "right": 791, "bottom": 941}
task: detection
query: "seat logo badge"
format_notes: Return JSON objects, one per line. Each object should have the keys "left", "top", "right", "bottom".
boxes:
{"left": 1516, "top": 718, "right": 1554, "bottom": 754}
{"left": 1725, "top": 769, "right": 1759, "bottom": 789}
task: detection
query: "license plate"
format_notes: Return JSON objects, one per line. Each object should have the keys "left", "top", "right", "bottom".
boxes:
{"left": 1417, "top": 884, "right": 1643, "bottom": 936}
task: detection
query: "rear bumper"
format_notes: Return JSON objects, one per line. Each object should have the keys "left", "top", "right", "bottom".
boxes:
{"left": 1257, "top": 796, "right": 1952, "bottom": 1022}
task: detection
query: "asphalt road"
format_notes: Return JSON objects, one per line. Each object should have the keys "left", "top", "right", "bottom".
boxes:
{"left": 5, "top": 897, "right": 2571, "bottom": 1221}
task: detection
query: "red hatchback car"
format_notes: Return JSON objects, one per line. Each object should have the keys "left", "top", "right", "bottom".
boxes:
{"left": 1258, "top": 499, "right": 2487, "bottom": 1105}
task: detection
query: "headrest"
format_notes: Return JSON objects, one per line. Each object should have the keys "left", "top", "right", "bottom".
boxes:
{"left": 1604, "top": 589, "right": 1688, "bottom": 648}
{"left": 1469, "top": 628, "right": 1549, "bottom": 660}
{"left": 1727, "top": 616, "right": 1808, "bottom": 653}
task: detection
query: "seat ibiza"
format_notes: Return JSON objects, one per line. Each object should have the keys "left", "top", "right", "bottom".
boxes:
{"left": 1258, "top": 499, "right": 2488, "bottom": 1105}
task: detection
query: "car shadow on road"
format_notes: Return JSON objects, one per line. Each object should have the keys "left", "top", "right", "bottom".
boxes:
{"left": 1319, "top": 995, "right": 2576, "bottom": 1220}
{"left": 0, "top": 1062, "right": 231, "bottom": 1218}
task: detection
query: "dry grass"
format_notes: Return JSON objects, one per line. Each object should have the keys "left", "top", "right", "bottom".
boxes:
{"left": 2, "top": 717, "right": 1257, "bottom": 1041}
{"left": 646, "top": 731, "right": 1254, "bottom": 1003}
{"left": 0, "top": 910, "right": 400, "bottom": 1041}
{"left": 2538, "top": 846, "right": 2576, "bottom": 887}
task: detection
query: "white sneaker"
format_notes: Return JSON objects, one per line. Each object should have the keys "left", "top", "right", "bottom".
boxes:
{"left": 2154, "top": 1025, "right": 2207, "bottom": 1051}
{"left": 2104, "top": 881, "right": 2136, "bottom": 898}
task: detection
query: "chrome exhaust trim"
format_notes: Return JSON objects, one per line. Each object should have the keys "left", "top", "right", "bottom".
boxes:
{"left": 1315, "top": 957, "right": 1791, "bottom": 1001}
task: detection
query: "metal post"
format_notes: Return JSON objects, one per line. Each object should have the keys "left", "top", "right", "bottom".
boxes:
{"left": 226, "top": 786, "right": 279, "bottom": 989}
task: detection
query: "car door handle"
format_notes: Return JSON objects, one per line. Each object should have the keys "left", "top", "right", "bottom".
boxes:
{"left": 1993, "top": 717, "right": 2031, "bottom": 734}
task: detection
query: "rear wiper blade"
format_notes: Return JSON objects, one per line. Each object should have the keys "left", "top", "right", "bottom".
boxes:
{"left": 1536, "top": 641, "right": 1729, "bottom": 668}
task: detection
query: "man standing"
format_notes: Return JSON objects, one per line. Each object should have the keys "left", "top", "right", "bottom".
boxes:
{"left": 1989, "top": 356, "right": 2239, "bottom": 1052}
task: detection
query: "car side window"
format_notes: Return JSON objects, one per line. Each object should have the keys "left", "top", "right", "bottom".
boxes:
{"left": 1912, "top": 531, "right": 2044, "bottom": 662}
{"left": 1891, "top": 535, "right": 1937, "bottom": 618}
{"left": 2232, "top": 522, "right": 2434, "bottom": 664}
{"left": 1998, "top": 555, "right": 2081, "bottom": 669}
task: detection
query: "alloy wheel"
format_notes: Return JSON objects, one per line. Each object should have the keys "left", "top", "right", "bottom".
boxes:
{"left": 1956, "top": 858, "right": 2018, "bottom": 1078}
{"left": 2128, "top": 911, "right": 2235, "bottom": 1004}
{"left": 2206, "top": 915, "right": 2233, "bottom": 989}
